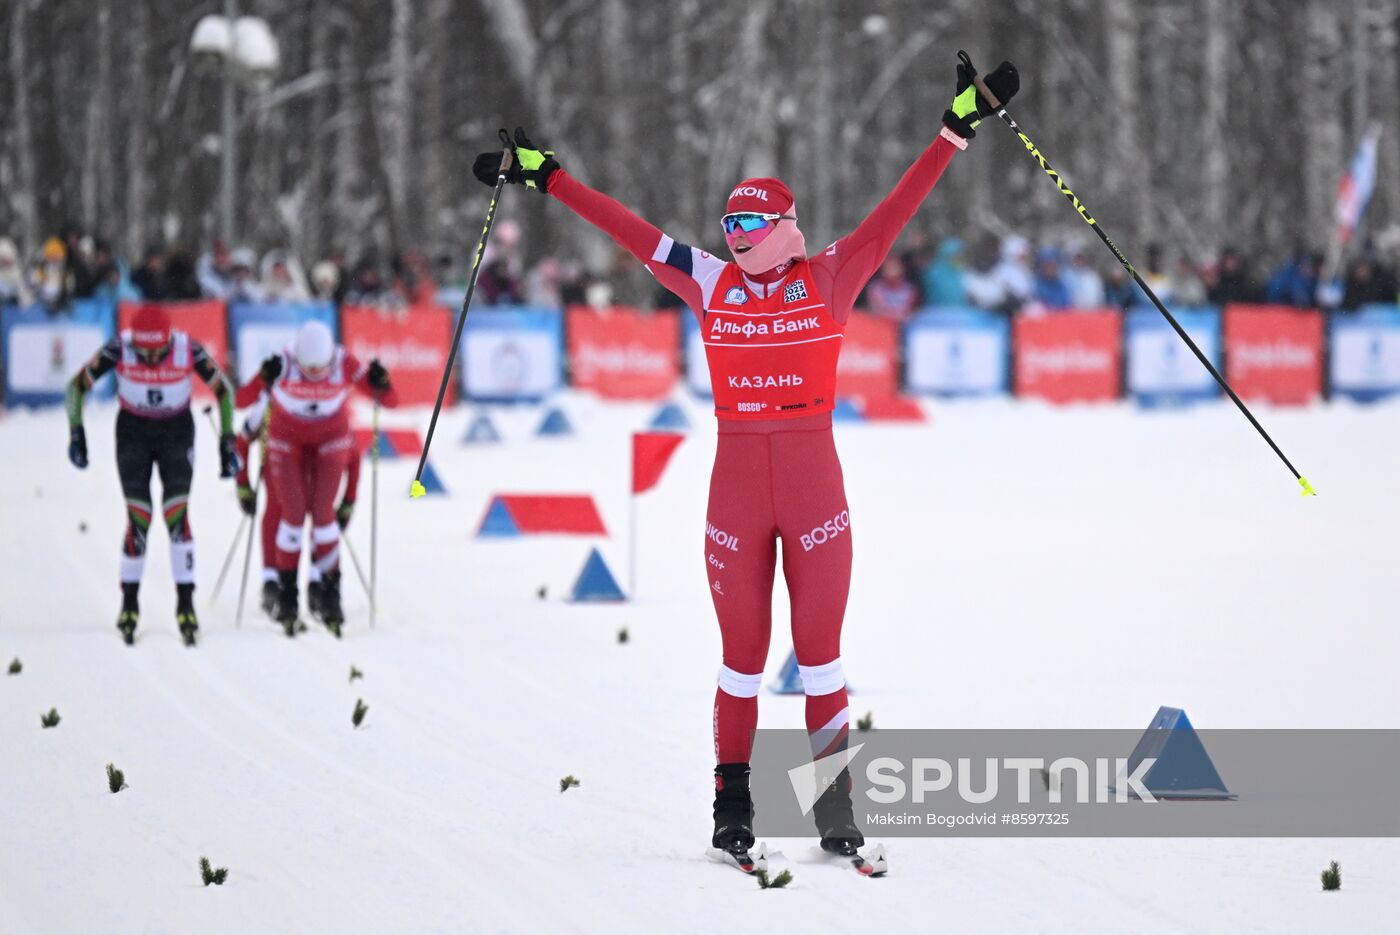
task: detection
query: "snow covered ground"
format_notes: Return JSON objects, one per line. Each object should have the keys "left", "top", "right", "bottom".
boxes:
{"left": 2, "top": 393, "right": 1397, "bottom": 933}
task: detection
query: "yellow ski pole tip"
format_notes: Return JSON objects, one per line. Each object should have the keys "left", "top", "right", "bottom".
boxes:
{"left": 1299, "top": 477, "right": 1316, "bottom": 497}
{"left": 410, "top": 480, "right": 426, "bottom": 499}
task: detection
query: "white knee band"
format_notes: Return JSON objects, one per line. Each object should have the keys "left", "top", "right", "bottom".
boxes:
{"left": 312, "top": 522, "right": 340, "bottom": 545}
{"left": 799, "top": 658, "right": 846, "bottom": 696}
{"left": 276, "top": 521, "right": 304, "bottom": 553}
{"left": 717, "top": 665, "right": 763, "bottom": 699}
{"left": 120, "top": 554, "right": 145, "bottom": 584}
{"left": 169, "top": 541, "right": 195, "bottom": 584}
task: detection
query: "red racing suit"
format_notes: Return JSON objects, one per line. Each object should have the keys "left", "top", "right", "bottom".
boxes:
{"left": 545, "top": 125, "right": 966, "bottom": 764}
{"left": 236, "top": 348, "right": 394, "bottom": 579}
{"left": 235, "top": 394, "right": 362, "bottom": 582}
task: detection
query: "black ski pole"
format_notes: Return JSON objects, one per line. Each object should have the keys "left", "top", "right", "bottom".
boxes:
{"left": 411, "top": 129, "right": 515, "bottom": 499}
{"left": 959, "top": 50, "right": 1315, "bottom": 497}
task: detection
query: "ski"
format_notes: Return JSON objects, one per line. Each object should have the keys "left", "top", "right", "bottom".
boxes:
{"left": 706, "top": 840, "right": 770, "bottom": 875}
{"left": 818, "top": 843, "right": 888, "bottom": 877}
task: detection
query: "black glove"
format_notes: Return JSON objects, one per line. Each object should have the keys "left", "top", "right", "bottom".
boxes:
{"left": 259, "top": 354, "right": 283, "bottom": 385}
{"left": 943, "top": 55, "right": 1019, "bottom": 140}
{"left": 68, "top": 425, "right": 88, "bottom": 469}
{"left": 236, "top": 482, "right": 257, "bottom": 516}
{"left": 366, "top": 359, "right": 391, "bottom": 392}
{"left": 219, "top": 433, "right": 241, "bottom": 478}
{"left": 472, "top": 127, "right": 560, "bottom": 193}
{"left": 337, "top": 499, "right": 355, "bottom": 530}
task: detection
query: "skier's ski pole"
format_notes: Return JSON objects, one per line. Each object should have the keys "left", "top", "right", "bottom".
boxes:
{"left": 411, "top": 129, "right": 514, "bottom": 499}
{"left": 959, "top": 50, "right": 1315, "bottom": 497}
{"left": 235, "top": 408, "right": 270, "bottom": 628}
{"left": 341, "top": 531, "right": 372, "bottom": 599}
{"left": 202, "top": 405, "right": 256, "bottom": 602}
{"left": 370, "top": 398, "right": 380, "bottom": 630}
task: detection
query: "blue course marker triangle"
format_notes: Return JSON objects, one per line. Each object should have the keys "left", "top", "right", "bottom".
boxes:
{"left": 464, "top": 412, "right": 502, "bottom": 444}
{"left": 1116, "top": 706, "right": 1235, "bottom": 800}
{"left": 537, "top": 407, "right": 574, "bottom": 437}
{"left": 373, "top": 433, "right": 399, "bottom": 459}
{"left": 477, "top": 496, "right": 519, "bottom": 537}
{"left": 569, "top": 547, "right": 626, "bottom": 602}
{"left": 649, "top": 401, "right": 690, "bottom": 431}
{"left": 770, "top": 649, "right": 803, "bottom": 695}
{"left": 417, "top": 460, "right": 448, "bottom": 495}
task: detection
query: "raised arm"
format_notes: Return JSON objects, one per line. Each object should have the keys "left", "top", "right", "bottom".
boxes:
{"left": 473, "top": 128, "right": 726, "bottom": 316}
{"left": 811, "top": 58, "right": 1020, "bottom": 322}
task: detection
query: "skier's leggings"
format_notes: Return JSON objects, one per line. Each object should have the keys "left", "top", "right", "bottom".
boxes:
{"left": 705, "top": 412, "right": 851, "bottom": 765}
{"left": 115, "top": 409, "right": 195, "bottom": 587}
{"left": 266, "top": 431, "right": 352, "bottom": 577}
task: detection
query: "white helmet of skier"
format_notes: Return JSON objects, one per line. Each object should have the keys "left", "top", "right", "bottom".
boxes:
{"left": 293, "top": 319, "right": 335, "bottom": 378}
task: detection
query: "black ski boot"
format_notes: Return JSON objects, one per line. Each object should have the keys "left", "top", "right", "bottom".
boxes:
{"left": 318, "top": 571, "right": 344, "bottom": 638}
{"left": 175, "top": 583, "right": 199, "bottom": 647}
{"left": 814, "top": 767, "right": 865, "bottom": 856}
{"left": 712, "top": 763, "right": 756, "bottom": 856}
{"left": 275, "top": 570, "right": 300, "bottom": 638}
{"left": 306, "top": 578, "right": 325, "bottom": 621}
{"left": 260, "top": 579, "right": 280, "bottom": 619}
{"left": 116, "top": 583, "right": 139, "bottom": 645}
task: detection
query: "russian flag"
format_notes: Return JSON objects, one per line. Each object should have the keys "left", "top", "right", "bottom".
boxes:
{"left": 1335, "top": 128, "right": 1380, "bottom": 246}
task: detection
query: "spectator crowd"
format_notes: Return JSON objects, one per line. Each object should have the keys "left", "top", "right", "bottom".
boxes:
{"left": 3, "top": 220, "right": 1398, "bottom": 320}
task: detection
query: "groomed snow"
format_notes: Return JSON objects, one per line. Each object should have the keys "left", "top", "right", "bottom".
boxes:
{"left": 2, "top": 394, "right": 1396, "bottom": 933}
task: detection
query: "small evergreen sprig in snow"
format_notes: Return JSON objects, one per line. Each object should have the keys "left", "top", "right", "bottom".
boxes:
{"left": 200, "top": 857, "right": 228, "bottom": 886}
{"left": 349, "top": 666, "right": 363, "bottom": 683}
{"left": 106, "top": 763, "right": 127, "bottom": 793}
{"left": 40, "top": 708, "right": 60, "bottom": 728}
{"left": 7, "top": 657, "right": 20, "bottom": 675}
{"left": 856, "top": 712, "right": 874, "bottom": 732}
{"left": 352, "top": 698, "right": 369, "bottom": 728}
{"left": 756, "top": 868, "right": 793, "bottom": 889}
{"left": 1321, "top": 860, "right": 1341, "bottom": 891}
{"left": 560, "top": 775, "right": 581, "bottom": 793}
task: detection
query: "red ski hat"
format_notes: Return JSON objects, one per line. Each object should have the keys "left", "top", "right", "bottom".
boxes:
{"left": 725, "top": 177, "right": 795, "bottom": 217}
{"left": 130, "top": 305, "right": 172, "bottom": 350}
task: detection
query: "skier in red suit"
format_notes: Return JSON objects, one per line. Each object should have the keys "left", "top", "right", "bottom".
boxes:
{"left": 474, "top": 57, "right": 1018, "bottom": 859}
{"left": 233, "top": 393, "right": 362, "bottom": 621}
{"left": 235, "top": 320, "right": 395, "bottom": 635}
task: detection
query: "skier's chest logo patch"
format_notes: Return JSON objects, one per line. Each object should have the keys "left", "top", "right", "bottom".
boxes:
{"left": 724, "top": 286, "right": 748, "bottom": 305}
{"left": 783, "top": 280, "right": 809, "bottom": 303}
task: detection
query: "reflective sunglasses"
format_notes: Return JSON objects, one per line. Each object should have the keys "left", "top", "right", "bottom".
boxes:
{"left": 721, "top": 212, "right": 795, "bottom": 235}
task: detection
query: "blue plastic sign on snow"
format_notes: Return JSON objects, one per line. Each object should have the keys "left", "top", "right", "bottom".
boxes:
{"left": 649, "top": 401, "right": 690, "bottom": 431}
{"left": 1115, "top": 706, "right": 1234, "bottom": 800}
{"left": 2, "top": 301, "right": 116, "bottom": 407}
{"left": 536, "top": 407, "right": 574, "bottom": 437}
{"left": 570, "top": 547, "right": 626, "bottom": 602}
{"left": 458, "top": 306, "right": 563, "bottom": 403}
{"left": 1125, "top": 308, "right": 1222, "bottom": 408}
{"left": 904, "top": 307, "right": 1011, "bottom": 397}
{"left": 1330, "top": 305, "right": 1400, "bottom": 402}
{"left": 463, "top": 412, "right": 502, "bottom": 443}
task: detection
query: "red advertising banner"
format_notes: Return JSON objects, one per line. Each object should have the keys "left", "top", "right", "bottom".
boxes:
{"left": 836, "top": 312, "right": 900, "bottom": 401}
{"left": 567, "top": 306, "right": 680, "bottom": 399}
{"left": 118, "top": 300, "right": 228, "bottom": 399}
{"left": 1223, "top": 304, "right": 1323, "bottom": 405}
{"left": 1013, "top": 310, "right": 1122, "bottom": 403}
{"left": 341, "top": 304, "right": 454, "bottom": 407}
